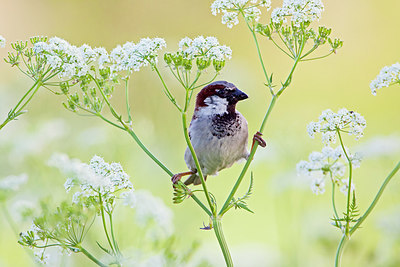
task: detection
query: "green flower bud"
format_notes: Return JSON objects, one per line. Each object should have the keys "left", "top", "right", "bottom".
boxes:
{"left": 90, "top": 88, "right": 96, "bottom": 97}
{"left": 171, "top": 53, "right": 183, "bottom": 67}
{"left": 213, "top": 59, "right": 225, "bottom": 72}
{"left": 196, "top": 57, "right": 211, "bottom": 70}
{"left": 71, "top": 93, "right": 80, "bottom": 104}
{"left": 182, "top": 58, "right": 192, "bottom": 71}
{"left": 164, "top": 53, "right": 173, "bottom": 65}
{"left": 99, "top": 68, "right": 109, "bottom": 79}
{"left": 60, "top": 82, "right": 69, "bottom": 94}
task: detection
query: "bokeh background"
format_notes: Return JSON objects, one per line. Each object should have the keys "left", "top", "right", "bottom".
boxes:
{"left": 1, "top": 0, "right": 400, "bottom": 266}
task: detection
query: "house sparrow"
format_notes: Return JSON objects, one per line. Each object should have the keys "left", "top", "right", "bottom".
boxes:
{"left": 172, "top": 81, "right": 266, "bottom": 186}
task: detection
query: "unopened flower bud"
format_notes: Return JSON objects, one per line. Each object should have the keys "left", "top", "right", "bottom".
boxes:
{"left": 182, "top": 58, "right": 192, "bottom": 70}
{"left": 164, "top": 53, "right": 173, "bottom": 65}
{"left": 213, "top": 59, "right": 225, "bottom": 72}
{"left": 196, "top": 57, "right": 211, "bottom": 70}
{"left": 60, "top": 82, "right": 69, "bottom": 94}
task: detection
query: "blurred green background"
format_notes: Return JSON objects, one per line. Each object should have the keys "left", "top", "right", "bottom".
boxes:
{"left": 0, "top": 0, "right": 400, "bottom": 266}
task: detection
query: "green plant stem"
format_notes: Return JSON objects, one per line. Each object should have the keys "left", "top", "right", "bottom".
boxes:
{"left": 350, "top": 160, "right": 400, "bottom": 234}
{"left": 108, "top": 212, "right": 121, "bottom": 257}
{"left": 0, "top": 79, "right": 41, "bottom": 130}
{"left": 330, "top": 175, "right": 342, "bottom": 229}
{"left": 181, "top": 112, "right": 215, "bottom": 215}
{"left": 124, "top": 78, "right": 132, "bottom": 123}
{"left": 1, "top": 204, "right": 19, "bottom": 235}
{"left": 98, "top": 193, "right": 115, "bottom": 255}
{"left": 334, "top": 234, "right": 347, "bottom": 267}
{"left": 213, "top": 216, "right": 233, "bottom": 267}
{"left": 337, "top": 130, "right": 353, "bottom": 236}
{"left": 334, "top": 161, "right": 400, "bottom": 266}
{"left": 78, "top": 246, "right": 108, "bottom": 267}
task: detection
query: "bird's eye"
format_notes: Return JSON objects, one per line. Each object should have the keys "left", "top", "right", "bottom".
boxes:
{"left": 216, "top": 89, "right": 229, "bottom": 98}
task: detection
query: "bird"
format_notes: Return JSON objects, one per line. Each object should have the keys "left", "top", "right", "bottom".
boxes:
{"left": 172, "top": 81, "right": 266, "bottom": 186}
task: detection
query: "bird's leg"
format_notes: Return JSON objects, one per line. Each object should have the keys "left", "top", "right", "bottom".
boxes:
{"left": 251, "top": 131, "right": 267, "bottom": 150}
{"left": 171, "top": 170, "right": 195, "bottom": 184}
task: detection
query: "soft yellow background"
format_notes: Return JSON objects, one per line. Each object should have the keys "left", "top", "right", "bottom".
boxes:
{"left": 0, "top": 0, "right": 399, "bottom": 266}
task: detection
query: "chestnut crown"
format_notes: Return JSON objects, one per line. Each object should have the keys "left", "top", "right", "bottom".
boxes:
{"left": 195, "top": 81, "right": 248, "bottom": 109}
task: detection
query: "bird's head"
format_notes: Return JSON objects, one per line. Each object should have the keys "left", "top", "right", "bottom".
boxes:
{"left": 195, "top": 81, "right": 248, "bottom": 115}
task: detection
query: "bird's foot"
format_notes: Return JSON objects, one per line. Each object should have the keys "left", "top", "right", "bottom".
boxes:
{"left": 171, "top": 171, "right": 195, "bottom": 184}
{"left": 252, "top": 131, "right": 266, "bottom": 150}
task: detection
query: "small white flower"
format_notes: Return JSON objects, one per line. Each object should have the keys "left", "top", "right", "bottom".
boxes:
{"left": 0, "top": 35, "right": 6, "bottom": 48}
{"left": 177, "top": 36, "right": 232, "bottom": 61}
{"left": 271, "top": 0, "right": 324, "bottom": 27}
{"left": 307, "top": 108, "right": 366, "bottom": 145}
{"left": 121, "top": 190, "right": 136, "bottom": 208}
{"left": 339, "top": 179, "right": 355, "bottom": 195}
{"left": 370, "top": 62, "right": 400, "bottom": 95}
{"left": 211, "top": 0, "right": 271, "bottom": 28}
{"left": 311, "top": 177, "right": 325, "bottom": 195}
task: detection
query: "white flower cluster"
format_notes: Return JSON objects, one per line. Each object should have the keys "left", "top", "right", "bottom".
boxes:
{"left": 33, "top": 36, "right": 166, "bottom": 80}
{"left": 370, "top": 62, "right": 400, "bottom": 95}
{"left": 48, "top": 153, "right": 133, "bottom": 202}
{"left": 271, "top": 0, "right": 324, "bottom": 27}
{"left": 0, "top": 35, "right": 5, "bottom": 48}
{"left": 178, "top": 36, "right": 232, "bottom": 61}
{"left": 0, "top": 174, "right": 28, "bottom": 197}
{"left": 109, "top": 37, "right": 166, "bottom": 73}
{"left": 297, "top": 146, "right": 361, "bottom": 195}
{"left": 211, "top": 0, "right": 272, "bottom": 28}
{"left": 307, "top": 108, "right": 366, "bottom": 144}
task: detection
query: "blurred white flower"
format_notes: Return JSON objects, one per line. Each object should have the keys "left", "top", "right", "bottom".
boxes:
{"left": 271, "top": 0, "right": 324, "bottom": 27}
{"left": 355, "top": 135, "right": 400, "bottom": 158}
{"left": 0, "top": 35, "right": 6, "bottom": 48}
{"left": 297, "top": 146, "right": 361, "bottom": 195}
{"left": 0, "top": 174, "right": 28, "bottom": 192}
{"left": 131, "top": 190, "right": 173, "bottom": 238}
{"left": 339, "top": 178, "right": 355, "bottom": 195}
{"left": 307, "top": 108, "right": 366, "bottom": 144}
{"left": 48, "top": 154, "right": 133, "bottom": 198}
{"left": 110, "top": 37, "right": 166, "bottom": 73}
{"left": 370, "top": 62, "right": 400, "bottom": 95}
{"left": 178, "top": 36, "right": 232, "bottom": 61}
{"left": 211, "top": 0, "right": 271, "bottom": 28}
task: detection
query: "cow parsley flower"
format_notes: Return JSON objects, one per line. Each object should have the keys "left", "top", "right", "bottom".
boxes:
{"left": 211, "top": 0, "right": 272, "bottom": 28}
{"left": 109, "top": 37, "right": 166, "bottom": 73}
{"left": 297, "top": 146, "right": 360, "bottom": 195}
{"left": 0, "top": 174, "right": 28, "bottom": 202}
{"left": 307, "top": 108, "right": 366, "bottom": 144}
{"left": 0, "top": 35, "right": 6, "bottom": 48}
{"left": 178, "top": 36, "right": 232, "bottom": 61}
{"left": 370, "top": 62, "right": 400, "bottom": 95}
{"left": 271, "top": 0, "right": 324, "bottom": 27}
{"left": 48, "top": 154, "right": 133, "bottom": 203}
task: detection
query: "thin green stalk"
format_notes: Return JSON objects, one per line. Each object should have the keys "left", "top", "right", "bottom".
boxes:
{"left": 219, "top": 95, "right": 276, "bottom": 215}
{"left": 0, "top": 79, "right": 41, "bottom": 130}
{"left": 350, "top": 160, "right": 400, "bottom": 234}
{"left": 330, "top": 174, "right": 342, "bottom": 230}
{"left": 108, "top": 212, "right": 121, "bottom": 257}
{"left": 78, "top": 246, "right": 108, "bottom": 267}
{"left": 337, "top": 130, "right": 353, "bottom": 236}
{"left": 213, "top": 216, "right": 233, "bottom": 267}
{"left": 124, "top": 78, "right": 132, "bottom": 123}
{"left": 98, "top": 193, "right": 115, "bottom": 254}
{"left": 334, "top": 234, "right": 348, "bottom": 267}
{"left": 181, "top": 112, "right": 215, "bottom": 215}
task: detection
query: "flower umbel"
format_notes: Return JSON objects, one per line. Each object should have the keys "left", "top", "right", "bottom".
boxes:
{"left": 307, "top": 108, "right": 366, "bottom": 144}
{"left": 271, "top": 0, "right": 324, "bottom": 27}
{"left": 297, "top": 146, "right": 361, "bottom": 195}
{"left": 211, "top": 0, "right": 272, "bottom": 28}
{"left": 370, "top": 62, "right": 400, "bottom": 95}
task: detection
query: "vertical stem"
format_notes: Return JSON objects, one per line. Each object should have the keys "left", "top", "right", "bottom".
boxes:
{"left": 219, "top": 95, "right": 277, "bottom": 214}
{"left": 335, "top": 234, "right": 348, "bottom": 267}
{"left": 181, "top": 112, "right": 215, "bottom": 215}
{"left": 337, "top": 130, "right": 353, "bottom": 236}
{"left": 98, "top": 193, "right": 115, "bottom": 254}
{"left": 213, "top": 216, "right": 233, "bottom": 267}
{"left": 124, "top": 78, "right": 132, "bottom": 123}
{"left": 78, "top": 246, "right": 108, "bottom": 267}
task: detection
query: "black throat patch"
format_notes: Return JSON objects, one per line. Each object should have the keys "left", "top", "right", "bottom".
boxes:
{"left": 210, "top": 111, "right": 242, "bottom": 139}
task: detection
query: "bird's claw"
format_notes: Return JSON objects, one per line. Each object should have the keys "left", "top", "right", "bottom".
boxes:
{"left": 252, "top": 131, "right": 266, "bottom": 148}
{"left": 171, "top": 174, "right": 182, "bottom": 184}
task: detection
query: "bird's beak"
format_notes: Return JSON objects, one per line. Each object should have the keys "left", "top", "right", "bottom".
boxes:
{"left": 232, "top": 89, "right": 248, "bottom": 102}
